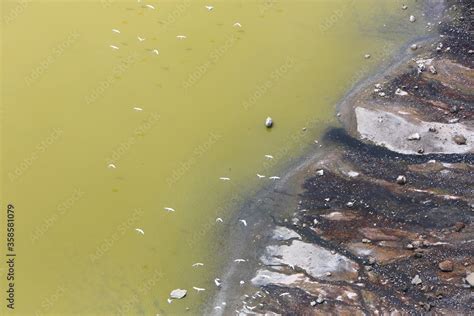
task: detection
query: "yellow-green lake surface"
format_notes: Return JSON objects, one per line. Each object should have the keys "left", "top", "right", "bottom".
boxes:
{"left": 1, "top": 0, "right": 425, "bottom": 314}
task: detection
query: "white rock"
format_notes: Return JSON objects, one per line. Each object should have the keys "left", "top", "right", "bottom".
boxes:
{"left": 316, "top": 169, "right": 324, "bottom": 176}
{"left": 265, "top": 117, "right": 273, "bottom": 128}
{"left": 348, "top": 171, "right": 359, "bottom": 178}
{"left": 407, "top": 133, "right": 421, "bottom": 141}
{"left": 411, "top": 275, "right": 422, "bottom": 285}
{"left": 466, "top": 272, "right": 474, "bottom": 287}
{"left": 395, "top": 88, "right": 408, "bottom": 96}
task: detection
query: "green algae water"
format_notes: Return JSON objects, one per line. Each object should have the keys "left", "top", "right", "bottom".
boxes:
{"left": 1, "top": 0, "right": 426, "bottom": 314}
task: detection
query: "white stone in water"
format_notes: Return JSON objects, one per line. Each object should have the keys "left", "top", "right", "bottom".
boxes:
{"left": 409, "top": 15, "right": 416, "bottom": 22}
{"left": 402, "top": 4, "right": 408, "bottom": 10}
{"left": 170, "top": 289, "right": 187, "bottom": 299}
{"left": 265, "top": 117, "right": 273, "bottom": 128}
{"left": 316, "top": 169, "right": 324, "bottom": 176}
{"left": 410, "top": 44, "right": 418, "bottom": 50}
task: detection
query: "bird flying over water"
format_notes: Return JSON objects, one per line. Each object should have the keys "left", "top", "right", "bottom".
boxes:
{"left": 192, "top": 262, "right": 204, "bottom": 267}
{"left": 135, "top": 228, "right": 145, "bottom": 235}
{"left": 153, "top": 49, "right": 159, "bottom": 55}
{"left": 256, "top": 174, "right": 265, "bottom": 178}
{"left": 205, "top": 5, "right": 214, "bottom": 11}
{"left": 108, "top": 163, "right": 116, "bottom": 169}
{"left": 234, "top": 258, "right": 247, "bottom": 263}
{"left": 219, "top": 177, "right": 230, "bottom": 181}
{"left": 233, "top": 22, "right": 242, "bottom": 28}
{"left": 110, "top": 45, "right": 119, "bottom": 50}
{"left": 176, "top": 35, "right": 187, "bottom": 40}
{"left": 264, "top": 154, "right": 274, "bottom": 159}
{"left": 239, "top": 219, "right": 247, "bottom": 227}
{"left": 216, "top": 217, "right": 223, "bottom": 223}
{"left": 133, "top": 107, "right": 143, "bottom": 111}
{"left": 145, "top": 4, "right": 155, "bottom": 9}
{"left": 269, "top": 176, "right": 280, "bottom": 180}
{"left": 164, "top": 207, "right": 175, "bottom": 212}
{"left": 137, "top": 36, "right": 145, "bottom": 42}
{"left": 112, "top": 29, "right": 121, "bottom": 33}
{"left": 193, "top": 287, "right": 206, "bottom": 292}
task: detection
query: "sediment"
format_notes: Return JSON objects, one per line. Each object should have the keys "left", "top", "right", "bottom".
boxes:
{"left": 209, "top": 0, "right": 473, "bottom": 314}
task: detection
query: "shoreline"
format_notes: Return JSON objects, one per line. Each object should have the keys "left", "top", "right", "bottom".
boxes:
{"left": 206, "top": 0, "right": 473, "bottom": 314}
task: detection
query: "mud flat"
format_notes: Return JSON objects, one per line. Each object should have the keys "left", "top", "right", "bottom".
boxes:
{"left": 207, "top": 0, "right": 473, "bottom": 314}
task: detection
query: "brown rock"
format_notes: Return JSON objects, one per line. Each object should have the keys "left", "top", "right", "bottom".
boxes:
{"left": 453, "top": 135, "right": 467, "bottom": 145}
{"left": 438, "top": 260, "right": 454, "bottom": 272}
{"left": 453, "top": 222, "right": 465, "bottom": 232}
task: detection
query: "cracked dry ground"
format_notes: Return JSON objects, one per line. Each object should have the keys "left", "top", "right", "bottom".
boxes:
{"left": 241, "top": 3, "right": 473, "bottom": 315}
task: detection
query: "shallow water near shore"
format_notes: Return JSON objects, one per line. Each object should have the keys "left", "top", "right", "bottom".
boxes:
{"left": 1, "top": 0, "right": 426, "bottom": 314}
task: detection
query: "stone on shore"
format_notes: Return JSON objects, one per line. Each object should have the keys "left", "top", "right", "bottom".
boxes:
{"left": 438, "top": 260, "right": 454, "bottom": 272}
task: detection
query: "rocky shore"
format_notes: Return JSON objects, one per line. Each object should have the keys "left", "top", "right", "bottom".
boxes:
{"left": 208, "top": 0, "right": 473, "bottom": 315}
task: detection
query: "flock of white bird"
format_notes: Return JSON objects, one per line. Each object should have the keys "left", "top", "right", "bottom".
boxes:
{"left": 109, "top": 4, "right": 242, "bottom": 54}
{"left": 106, "top": 3, "right": 281, "bottom": 310}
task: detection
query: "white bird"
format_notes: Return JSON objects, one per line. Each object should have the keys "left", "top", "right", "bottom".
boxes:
{"left": 137, "top": 36, "right": 145, "bottom": 42}
{"left": 216, "top": 217, "right": 223, "bottom": 223}
{"left": 214, "top": 278, "right": 222, "bottom": 287}
{"left": 108, "top": 163, "right": 116, "bottom": 169}
{"left": 133, "top": 107, "right": 143, "bottom": 111}
{"left": 256, "top": 173, "right": 265, "bottom": 178}
{"left": 193, "top": 287, "right": 206, "bottom": 292}
{"left": 192, "top": 262, "right": 204, "bottom": 267}
{"left": 214, "top": 306, "right": 222, "bottom": 310}
{"left": 205, "top": 5, "right": 214, "bottom": 11}
{"left": 269, "top": 176, "right": 280, "bottom": 180}
{"left": 164, "top": 207, "right": 175, "bottom": 212}
{"left": 219, "top": 177, "right": 230, "bottom": 181}
{"left": 153, "top": 49, "right": 159, "bottom": 55}
{"left": 239, "top": 219, "right": 247, "bottom": 227}
{"left": 234, "top": 258, "right": 247, "bottom": 263}
{"left": 167, "top": 298, "right": 172, "bottom": 304}
{"left": 135, "top": 228, "right": 145, "bottom": 235}
{"left": 176, "top": 35, "right": 187, "bottom": 40}
{"left": 233, "top": 22, "right": 242, "bottom": 28}
{"left": 264, "top": 154, "right": 274, "bottom": 159}
{"left": 145, "top": 4, "right": 155, "bottom": 9}
{"left": 239, "top": 280, "right": 245, "bottom": 286}
{"left": 110, "top": 45, "right": 119, "bottom": 50}
{"left": 112, "top": 29, "right": 121, "bottom": 33}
